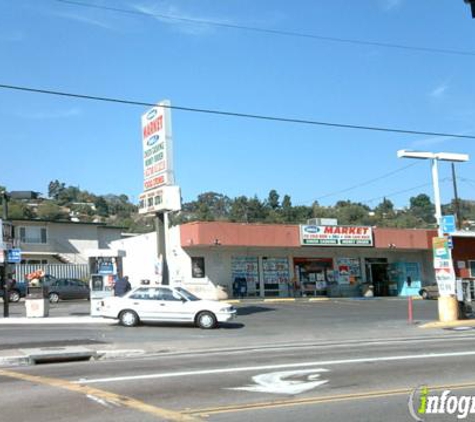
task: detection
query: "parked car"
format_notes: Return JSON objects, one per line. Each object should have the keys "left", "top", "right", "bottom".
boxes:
{"left": 419, "top": 284, "right": 439, "bottom": 300}
{"left": 45, "top": 278, "right": 90, "bottom": 303}
{"left": 0, "top": 279, "right": 27, "bottom": 303}
{"left": 100, "top": 286, "right": 237, "bottom": 329}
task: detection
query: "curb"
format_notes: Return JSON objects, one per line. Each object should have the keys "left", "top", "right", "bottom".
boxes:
{"left": 0, "top": 347, "right": 149, "bottom": 368}
{"left": 0, "top": 317, "right": 116, "bottom": 325}
{"left": 420, "top": 319, "right": 475, "bottom": 329}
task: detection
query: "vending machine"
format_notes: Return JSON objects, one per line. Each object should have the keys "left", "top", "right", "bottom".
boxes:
{"left": 86, "top": 249, "right": 126, "bottom": 316}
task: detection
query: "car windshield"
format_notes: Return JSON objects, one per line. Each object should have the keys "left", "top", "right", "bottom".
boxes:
{"left": 175, "top": 287, "right": 200, "bottom": 301}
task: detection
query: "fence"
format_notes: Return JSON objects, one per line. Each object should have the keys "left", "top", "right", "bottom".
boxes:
{"left": 13, "top": 264, "right": 89, "bottom": 281}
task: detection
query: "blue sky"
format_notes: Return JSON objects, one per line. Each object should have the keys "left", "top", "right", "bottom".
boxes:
{"left": 1, "top": 0, "right": 474, "bottom": 209}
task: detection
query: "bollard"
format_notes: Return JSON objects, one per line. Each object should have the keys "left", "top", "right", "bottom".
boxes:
{"left": 408, "top": 296, "right": 413, "bottom": 324}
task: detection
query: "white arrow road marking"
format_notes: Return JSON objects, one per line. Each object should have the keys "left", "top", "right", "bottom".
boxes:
{"left": 86, "top": 394, "right": 119, "bottom": 408}
{"left": 229, "top": 369, "right": 329, "bottom": 395}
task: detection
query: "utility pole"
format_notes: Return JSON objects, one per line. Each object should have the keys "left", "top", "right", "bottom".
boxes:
{"left": 451, "top": 163, "right": 462, "bottom": 230}
{"left": 1, "top": 191, "right": 9, "bottom": 317}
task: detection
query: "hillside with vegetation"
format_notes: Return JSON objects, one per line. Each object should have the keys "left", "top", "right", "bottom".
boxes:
{"left": 2, "top": 182, "right": 475, "bottom": 233}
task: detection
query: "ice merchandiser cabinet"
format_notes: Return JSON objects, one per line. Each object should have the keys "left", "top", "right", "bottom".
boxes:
{"left": 86, "top": 249, "right": 126, "bottom": 316}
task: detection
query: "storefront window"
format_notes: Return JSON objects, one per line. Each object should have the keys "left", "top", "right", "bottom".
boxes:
{"left": 231, "top": 257, "right": 259, "bottom": 297}
{"left": 191, "top": 257, "right": 205, "bottom": 278}
{"left": 294, "top": 258, "right": 333, "bottom": 297}
{"left": 262, "top": 257, "right": 290, "bottom": 297}
{"left": 336, "top": 258, "right": 362, "bottom": 285}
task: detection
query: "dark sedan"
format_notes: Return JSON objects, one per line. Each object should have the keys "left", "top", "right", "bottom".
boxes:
{"left": 46, "top": 278, "right": 90, "bottom": 303}
{"left": 0, "top": 280, "right": 27, "bottom": 303}
{"left": 419, "top": 283, "right": 439, "bottom": 300}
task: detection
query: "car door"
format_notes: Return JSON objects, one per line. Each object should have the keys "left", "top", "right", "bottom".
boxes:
{"left": 69, "top": 279, "right": 88, "bottom": 299}
{"left": 51, "top": 279, "right": 68, "bottom": 299}
{"left": 155, "top": 288, "right": 193, "bottom": 322}
{"left": 126, "top": 287, "right": 160, "bottom": 320}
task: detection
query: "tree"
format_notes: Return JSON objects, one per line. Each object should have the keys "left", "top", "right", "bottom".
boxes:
{"left": 281, "top": 195, "right": 294, "bottom": 223}
{"left": 247, "top": 196, "right": 268, "bottom": 222}
{"left": 266, "top": 190, "right": 280, "bottom": 210}
{"left": 94, "top": 196, "right": 109, "bottom": 217}
{"left": 48, "top": 180, "right": 66, "bottom": 200}
{"left": 229, "top": 196, "right": 249, "bottom": 222}
{"left": 409, "top": 194, "right": 435, "bottom": 226}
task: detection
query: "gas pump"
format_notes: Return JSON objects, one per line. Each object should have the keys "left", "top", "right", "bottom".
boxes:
{"left": 86, "top": 249, "right": 126, "bottom": 316}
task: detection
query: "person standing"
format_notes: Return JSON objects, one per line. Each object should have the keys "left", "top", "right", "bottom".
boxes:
{"left": 114, "top": 275, "right": 131, "bottom": 297}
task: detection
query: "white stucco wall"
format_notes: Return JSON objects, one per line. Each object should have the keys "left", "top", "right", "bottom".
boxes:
{"left": 110, "top": 232, "right": 158, "bottom": 287}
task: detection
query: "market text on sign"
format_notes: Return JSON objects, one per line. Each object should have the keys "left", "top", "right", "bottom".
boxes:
{"left": 143, "top": 115, "right": 164, "bottom": 138}
{"left": 324, "top": 226, "right": 369, "bottom": 235}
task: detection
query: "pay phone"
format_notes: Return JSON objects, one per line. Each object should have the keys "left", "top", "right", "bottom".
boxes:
{"left": 86, "top": 249, "right": 126, "bottom": 316}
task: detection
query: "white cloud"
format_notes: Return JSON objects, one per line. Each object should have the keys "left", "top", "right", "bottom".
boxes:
{"left": 430, "top": 83, "right": 449, "bottom": 98}
{"left": 132, "top": 2, "right": 233, "bottom": 35}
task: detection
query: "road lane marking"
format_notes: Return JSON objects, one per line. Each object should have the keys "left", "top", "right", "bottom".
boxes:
{"left": 229, "top": 369, "right": 329, "bottom": 395}
{"left": 76, "top": 350, "right": 475, "bottom": 384}
{"left": 0, "top": 368, "right": 202, "bottom": 422}
{"left": 184, "top": 381, "right": 475, "bottom": 416}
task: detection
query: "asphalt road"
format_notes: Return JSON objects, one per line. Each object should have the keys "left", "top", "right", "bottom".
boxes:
{"left": 1, "top": 299, "right": 473, "bottom": 421}
{"left": 1, "top": 332, "right": 475, "bottom": 421}
{"left": 0, "top": 298, "right": 446, "bottom": 351}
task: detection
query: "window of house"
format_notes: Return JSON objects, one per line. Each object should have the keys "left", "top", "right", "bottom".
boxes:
{"left": 18, "top": 226, "right": 47, "bottom": 244}
{"left": 469, "top": 261, "right": 475, "bottom": 278}
{"left": 191, "top": 257, "right": 205, "bottom": 278}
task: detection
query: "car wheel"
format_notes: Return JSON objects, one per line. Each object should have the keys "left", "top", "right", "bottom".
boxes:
{"left": 421, "top": 290, "right": 429, "bottom": 300}
{"left": 196, "top": 311, "right": 217, "bottom": 329}
{"left": 49, "top": 292, "right": 60, "bottom": 303}
{"left": 119, "top": 310, "right": 139, "bottom": 327}
{"left": 9, "top": 290, "right": 20, "bottom": 303}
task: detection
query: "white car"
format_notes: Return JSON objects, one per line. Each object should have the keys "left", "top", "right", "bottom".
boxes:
{"left": 100, "top": 286, "right": 237, "bottom": 329}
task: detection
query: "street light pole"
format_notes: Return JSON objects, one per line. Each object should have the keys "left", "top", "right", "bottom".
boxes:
{"left": 397, "top": 150, "right": 469, "bottom": 323}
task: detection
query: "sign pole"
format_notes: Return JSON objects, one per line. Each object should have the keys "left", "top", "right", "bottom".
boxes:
{"left": 155, "top": 212, "right": 169, "bottom": 285}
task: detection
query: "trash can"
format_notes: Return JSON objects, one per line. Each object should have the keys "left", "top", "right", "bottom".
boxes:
{"left": 25, "top": 285, "right": 49, "bottom": 318}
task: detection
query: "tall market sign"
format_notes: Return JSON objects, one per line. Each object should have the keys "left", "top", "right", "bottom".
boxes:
{"left": 300, "top": 225, "right": 373, "bottom": 246}
{"left": 139, "top": 101, "right": 181, "bottom": 214}
{"left": 142, "top": 100, "right": 174, "bottom": 191}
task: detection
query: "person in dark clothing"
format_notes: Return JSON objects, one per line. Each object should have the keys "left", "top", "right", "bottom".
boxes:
{"left": 114, "top": 275, "right": 131, "bottom": 297}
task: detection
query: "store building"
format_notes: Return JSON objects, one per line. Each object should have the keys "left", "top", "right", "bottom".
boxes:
{"left": 113, "top": 221, "right": 437, "bottom": 300}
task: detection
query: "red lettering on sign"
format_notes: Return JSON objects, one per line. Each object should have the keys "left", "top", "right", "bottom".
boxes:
{"left": 143, "top": 115, "right": 164, "bottom": 138}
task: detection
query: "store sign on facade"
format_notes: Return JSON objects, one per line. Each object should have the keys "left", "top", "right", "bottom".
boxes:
{"left": 300, "top": 225, "right": 373, "bottom": 246}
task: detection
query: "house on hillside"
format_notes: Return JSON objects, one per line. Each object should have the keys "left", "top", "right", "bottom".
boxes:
{"left": 12, "top": 218, "right": 125, "bottom": 265}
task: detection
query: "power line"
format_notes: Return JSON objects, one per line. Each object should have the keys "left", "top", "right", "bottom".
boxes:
{"left": 361, "top": 178, "right": 450, "bottom": 205}
{"left": 1, "top": 83, "right": 475, "bottom": 140}
{"left": 54, "top": 0, "right": 475, "bottom": 58}
{"left": 313, "top": 161, "right": 422, "bottom": 202}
